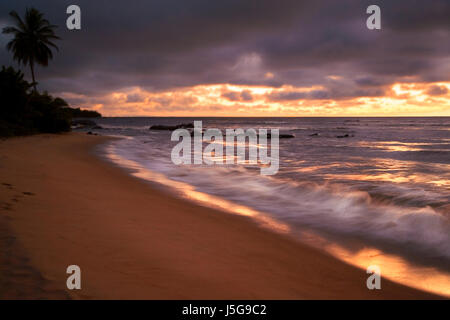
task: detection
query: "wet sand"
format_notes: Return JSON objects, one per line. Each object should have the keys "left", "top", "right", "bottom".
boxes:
{"left": 0, "top": 133, "right": 440, "bottom": 299}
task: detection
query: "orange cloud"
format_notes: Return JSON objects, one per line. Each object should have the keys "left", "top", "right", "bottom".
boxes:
{"left": 61, "top": 82, "right": 450, "bottom": 117}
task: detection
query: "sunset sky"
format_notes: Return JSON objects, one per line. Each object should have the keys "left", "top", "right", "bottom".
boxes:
{"left": 1, "top": 0, "right": 449, "bottom": 116}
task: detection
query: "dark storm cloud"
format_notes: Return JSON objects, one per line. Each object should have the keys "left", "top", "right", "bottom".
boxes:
{"left": 268, "top": 87, "right": 385, "bottom": 101}
{"left": 0, "top": 0, "right": 449, "bottom": 99}
{"left": 222, "top": 89, "right": 253, "bottom": 102}
{"left": 126, "top": 93, "right": 146, "bottom": 103}
{"left": 427, "top": 85, "right": 449, "bottom": 96}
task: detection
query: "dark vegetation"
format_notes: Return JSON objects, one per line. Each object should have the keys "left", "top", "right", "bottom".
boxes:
{"left": 68, "top": 108, "right": 101, "bottom": 118}
{"left": 0, "top": 8, "right": 100, "bottom": 137}
{"left": 0, "top": 66, "right": 101, "bottom": 137}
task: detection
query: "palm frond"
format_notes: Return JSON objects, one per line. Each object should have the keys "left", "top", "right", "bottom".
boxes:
{"left": 8, "top": 11, "right": 27, "bottom": 32}
{"left": 3, "top": 7, "right": 61, "bottom": 69}
{"left": 2, "top": 26, "right": 20, "bottom": 35}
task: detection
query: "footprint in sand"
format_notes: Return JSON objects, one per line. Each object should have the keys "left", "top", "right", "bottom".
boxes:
{"left": 1, "top": 202, "right": 12, "bottom": 210}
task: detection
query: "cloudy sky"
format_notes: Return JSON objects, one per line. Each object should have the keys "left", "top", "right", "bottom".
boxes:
{"left": 1, "top": 0, "right": 450, "bottom": 116}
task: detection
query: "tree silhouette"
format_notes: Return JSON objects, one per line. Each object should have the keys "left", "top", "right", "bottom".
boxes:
{"left": 2, "top": 8, "right": 60, "bottom": 92}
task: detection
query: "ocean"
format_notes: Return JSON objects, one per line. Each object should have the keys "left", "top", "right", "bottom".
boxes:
{"left": 77, "top": 117, "right": 450, "bottom": 295}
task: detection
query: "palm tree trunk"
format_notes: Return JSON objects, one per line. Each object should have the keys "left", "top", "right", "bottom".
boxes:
{"left": 30, "top": 61, "right": 37, "bottom": 93}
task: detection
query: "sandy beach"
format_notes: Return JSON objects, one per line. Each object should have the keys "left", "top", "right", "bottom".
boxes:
{"left": 0, "top": 133, "right": 440, "bottom": 299}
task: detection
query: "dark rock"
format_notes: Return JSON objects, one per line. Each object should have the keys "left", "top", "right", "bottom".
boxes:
{"left": 149, "top": 125, "right": 178, "bottom": 130}
{"left": 309, "top": 133, "right": 320, "bottom": 136}
{"left": 149, "top": 123, "right": 194, "bottom": 131}
{"left": 336, "top": 134, "right": 353, "bottom": 138}
{"left": 72, "top": 119, "right": 97, "bottom": 126}
{"left": 189, "top": 129, "right": 205, "bottom": 137}
{"left": 180, "top": 123, "right": 194, "bottom": 129}
{"left": 261, "top": 133, "right": 295, "bottom": 139}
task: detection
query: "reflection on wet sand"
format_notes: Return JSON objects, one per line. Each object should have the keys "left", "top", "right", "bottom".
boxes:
{"left": 327, "top": 244, "right": 450, "bottom": 297}
{"left": 293, "top": 229, "right": 450, "bottom": 297}
{"left": 104, "top": 143, "right": 290, "bottom": 234}
{"left": 104, "top": 141, "right": 450, "bottom": 297}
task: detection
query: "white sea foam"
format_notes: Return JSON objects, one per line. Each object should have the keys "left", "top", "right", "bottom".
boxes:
{"left": 89, "top": 117, "right": 450, "bottom": 263}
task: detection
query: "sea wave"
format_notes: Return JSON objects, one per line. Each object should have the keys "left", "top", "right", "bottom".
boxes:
{"left": 103, "top": 137, "right": 450, "bottom": 261}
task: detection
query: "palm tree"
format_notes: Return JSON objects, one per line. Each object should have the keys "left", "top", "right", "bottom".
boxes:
{"left": 2, "top": 8, "right": 60, "bottom": 92}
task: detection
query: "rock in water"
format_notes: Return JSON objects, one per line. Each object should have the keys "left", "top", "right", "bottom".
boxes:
{"left": 72, "top": 119, "right": 97, "bottom": 126}
{"left": 336, "top": 134, "right": 353, "bottom": 138}
{"left": 149, "top": 123, "right": 194, "bottom": 130}
{"left": 262, "top": 133, "right": 295, "bottom": 139}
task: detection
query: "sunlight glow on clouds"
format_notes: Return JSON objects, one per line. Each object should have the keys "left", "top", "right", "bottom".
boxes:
{"left": 61, "top": 82, "right": 450, "bottom": 117}
{"left": 2, "top": 1, "right": 449, "bottom": 117}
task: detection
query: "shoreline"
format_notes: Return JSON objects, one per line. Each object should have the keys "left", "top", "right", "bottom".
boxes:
{"left": 0, "top": 133, "right": 441, "bottom": 299}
